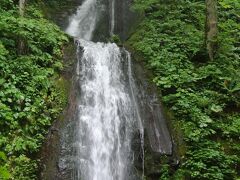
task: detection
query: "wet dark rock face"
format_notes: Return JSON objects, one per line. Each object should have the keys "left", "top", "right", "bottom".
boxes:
{"left": 92, "top": 0, "right": 140, "bottom": 41}
{"left": 130, "top": 59, "right": 181, "bottom": 179}
{"left": 132, "top": 61, "right": 172, "bottom": 155}
{"left": 39, "top": 42, "right": 77, "bottom": 179}
{"left": 113, "top": 0, "right": 140, "bottom": 40}
{"left": 42, "top": 0, "right": 84, "bottom": 31}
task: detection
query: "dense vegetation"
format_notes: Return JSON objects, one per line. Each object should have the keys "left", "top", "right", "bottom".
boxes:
{"left": 0, "top": 1, "right": 68, "bottom": 179}
{"left": 0, "top": 0, "right": 239, "bottom": 179}
{"left": 128, "top": 0, "right": 240, "bottom": 179}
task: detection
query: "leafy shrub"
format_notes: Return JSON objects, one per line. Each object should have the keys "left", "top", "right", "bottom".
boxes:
{"left": 0, "top": 2, "right": 68, "bottom": 179}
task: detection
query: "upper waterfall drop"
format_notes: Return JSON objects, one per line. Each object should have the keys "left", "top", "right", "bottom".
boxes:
{"left": 65, "top": 0, "right": 99, "bottom": 40}
{"left": 110, "top": 0, "right": 115, "bottom": 35}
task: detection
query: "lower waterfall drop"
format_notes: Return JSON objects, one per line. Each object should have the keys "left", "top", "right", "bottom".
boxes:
{"left": 73, "top": 39, "right": 142, "bottom": 180}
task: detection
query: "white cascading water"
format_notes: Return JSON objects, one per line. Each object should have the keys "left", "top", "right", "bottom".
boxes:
{"left": 110, "top": 0, "right": 115, "bottom": 35}
{"left": 65, "top": 0, "right": 144, "bottom": 179}
{"left": 75, "top": 40, "right": 139, "bottom": 180}
{"left": 66, "top": 0, "right": 99, "bottom": 39}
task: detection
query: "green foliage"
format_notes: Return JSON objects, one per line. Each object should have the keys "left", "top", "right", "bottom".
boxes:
{"left": 0, "top": 1, "right": 68, "bottom": 179}
{"left": 110, "top": 34, "right": 121, "bottom": 45}
{"left": 132, "top": 0, "right": 159, "bottom": 11}
{"left": 128, "top": 0, "right": 240, "bottom": 179}
{"left": 0, "top": 152, "right": 11, "bottom": 180}
{"left": 10, "top": 155, "right": 38, "bottom": 180}
{"left": 183, "top": 141, "right": 237, "bottom": 179}
{"left": 159, "top": 164, "right": 170, "bottom": 180}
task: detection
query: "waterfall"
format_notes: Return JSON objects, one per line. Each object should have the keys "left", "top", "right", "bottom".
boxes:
{"left": 39, "top": 0, "right": 174, "bottom": 179}
{"left": 62, "top": 0, "right": 144, "bottom": 179}
{"left": 110, "top": 0, "right": 115, "bottom": 35}
{"left": 65, "top": 0, "right": 99, "bottom": 40}
{"left": 72, "top": 40, "right": 140, "bottom": 180}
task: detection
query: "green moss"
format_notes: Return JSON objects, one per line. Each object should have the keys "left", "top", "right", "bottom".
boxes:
{"left": 53, "top": 76, "right": 70, "bottom": 114}
{"left": 110, "top": 35, "right": 122, "bottom": 45}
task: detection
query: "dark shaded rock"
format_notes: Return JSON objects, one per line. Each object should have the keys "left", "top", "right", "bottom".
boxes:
{"left": 131, "top": 59, "right": 173, "bottom": 155}
{"left": 127, "top": 52, "right": 180, "bottom": 179}
{"left": 39, "top": 42, "right": 78, "bottom": 180}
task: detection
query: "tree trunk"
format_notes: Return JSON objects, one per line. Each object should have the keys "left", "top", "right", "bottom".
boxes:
{"left": 205, "top": 0, "right": 218, "bottom": 61}
{"left": 18, "top": 0, "right": 26, "bottom": 55}
{"left": 19, "top": 0, "right": 26, "bottom": 16}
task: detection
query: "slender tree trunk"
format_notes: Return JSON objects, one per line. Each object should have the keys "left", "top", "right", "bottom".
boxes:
{"left": 18, "top": 0, "right": 26, "bottom": 55}
{"left": 19, "top": 0, "right": 26, "bottom": 16}
{"left": 205, "top": 0, "right": 218, "bottom": 60}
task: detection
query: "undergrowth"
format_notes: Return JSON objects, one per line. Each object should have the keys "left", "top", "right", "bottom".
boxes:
{"left": 0, "top": 1, "right": 68, "bottom": 179}
{"left": 128, "top": 0, "right": 240, "bottom": 179}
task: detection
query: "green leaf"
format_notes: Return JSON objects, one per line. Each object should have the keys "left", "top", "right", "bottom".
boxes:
{"left": 0, "top": 166, "right": 11, "bottom": 179}
{"left": 210, "top": 105, "right": 223, "bottom": 113}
